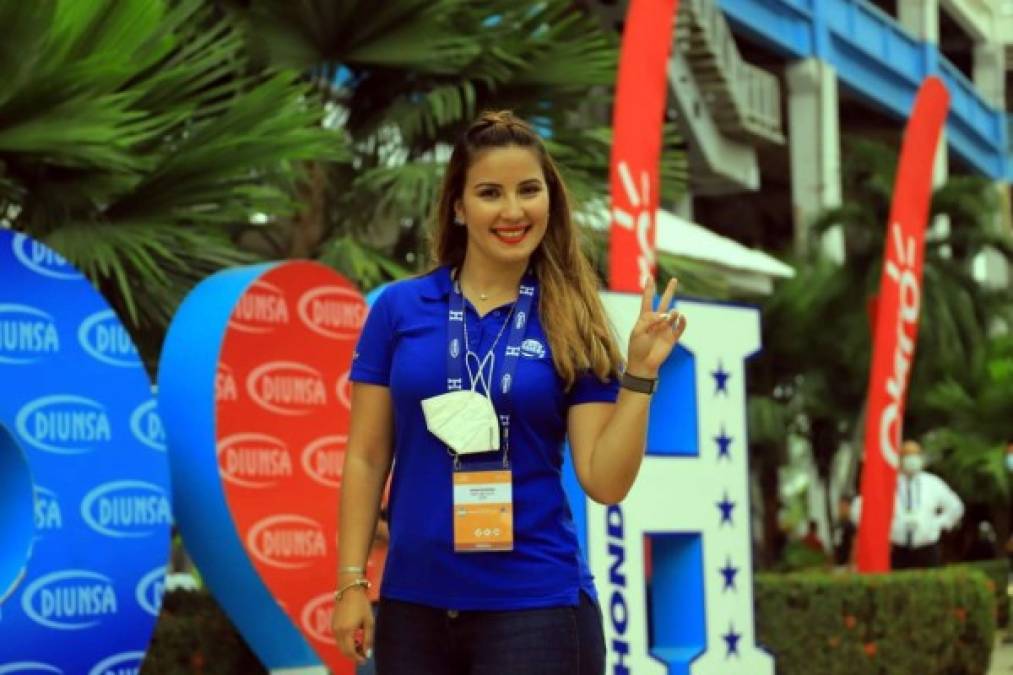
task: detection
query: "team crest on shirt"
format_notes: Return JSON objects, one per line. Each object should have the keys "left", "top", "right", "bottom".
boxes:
{"left": 520, "top": 339, "right": 546, "bottom": 359}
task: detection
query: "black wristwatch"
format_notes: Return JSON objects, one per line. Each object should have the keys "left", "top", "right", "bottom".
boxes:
{"left": 620, "top": 371, "right": 657, "bottom": 395}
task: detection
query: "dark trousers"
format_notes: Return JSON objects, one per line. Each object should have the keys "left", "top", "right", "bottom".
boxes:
{"left": 890, "top": 542, "right": 941, "bottom": 569}
{"left": 375, "top": 591, "right": 606, "bottom": 675}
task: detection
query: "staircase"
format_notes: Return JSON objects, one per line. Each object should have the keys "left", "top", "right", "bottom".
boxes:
{"left": 584, "top": 0, "right": 784, "bottom": 194}
{"left": 677, "top": 0, "right": 784, "bottom": 145}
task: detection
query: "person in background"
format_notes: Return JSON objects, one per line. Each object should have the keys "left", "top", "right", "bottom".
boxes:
{"left": 852, "top": 440, "right": 964, "bottom": 569}
{"left": 801, "top": 519, "right": 825, "bottom": 555}
{"left": 833, "top": 495, "right": 856, "bottom": 566}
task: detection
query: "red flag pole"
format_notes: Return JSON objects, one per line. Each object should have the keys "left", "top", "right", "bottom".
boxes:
{"left": 855, "top": 77, "right": 949, "bottom": 572}
{"left": 607, "top": 0, "right": 679, "bottom": 292}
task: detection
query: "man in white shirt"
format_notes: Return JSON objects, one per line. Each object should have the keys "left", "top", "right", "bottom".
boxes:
{"left": 852, "top": 440, "right": 964, "bottom": 569}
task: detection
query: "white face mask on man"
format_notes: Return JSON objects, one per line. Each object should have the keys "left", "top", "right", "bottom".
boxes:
{"left": 901, "top": 454, "right": 924, "bottom": 475}
{"left": 1005, "top": 454, "right": 1013, "bottom": 472}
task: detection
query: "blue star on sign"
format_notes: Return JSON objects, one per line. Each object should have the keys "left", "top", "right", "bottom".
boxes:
{"left": 715, "top": 427, "right": 733, "bottom": 460}
{"left": 723, "top": 624, "right": 742, "bottom": 657}
{"left": 712, "top": 362, "right": 730, "bottom": 394}
{"left": 717, "top": 494, "right": 735, "bottom": 526}
{"left": 720, "top": 558, "right": 739, "bottom": 591}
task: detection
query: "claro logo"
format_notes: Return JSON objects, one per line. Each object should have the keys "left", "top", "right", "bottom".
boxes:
{"left": 229, "top": 280, "right": 289, "bottom": 334}
{"left": 87, "top": 651, "right": 144, "bottom": 675}
{"left": 12, "top": 234, "right": 83, "bottom": 281}
{"left": 301, "top": 435, "right": 347, "bottom": 488}
{"left": 246, "top": 514, "right": 328, "bottom": 570}
{"left": 80, "top": 480, "right": 172, "bottom": 538}
{"left": 300, "top": 592, "right": 336, "bottom": 645}
{"left": 20, "top": 569, "right": 117, "bottom": 630}
{"left": 297, "top": 286, "right": 366, "bottom": 340}
{"left": 15, "top": 395, "right": 112, "bottom": 455}
{"left": 134, "top": 566, "right": 166, "bottom": 618}
{"left": 129, "top": 399, "right": 165, "bottom": 451}
{"left": 77, "top": 310, "right": 140, "bottom": 367}
{"left": 217, "top": 432, "right": 292, "bottom": 489}
{"left": 246, "top": 361, "right": 327, "bottom": 416}
{"left": 0, "top": 304, "right": 60, "bottom": 365}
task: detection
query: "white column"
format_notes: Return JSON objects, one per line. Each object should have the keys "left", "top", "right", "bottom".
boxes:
{"left": 898, "top": 0, "right": 939, "bottom": 41}
{"left": 786, "top": 58, "right": 844, "bottom": 262}
{"left": 899, "top": 0, "right": 948, "bottom": 252}
{"left": 973, "top": 42, "right": 1006, "bottom": 109}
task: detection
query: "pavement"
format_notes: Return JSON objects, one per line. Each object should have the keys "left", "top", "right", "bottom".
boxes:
{"left": 990, "top": 634, "right": 1013, "bottom": 674}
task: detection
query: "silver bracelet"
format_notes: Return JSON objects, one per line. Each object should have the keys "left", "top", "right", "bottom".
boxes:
{"left": 333, "top": 578, "right": 371, "bottom": 603}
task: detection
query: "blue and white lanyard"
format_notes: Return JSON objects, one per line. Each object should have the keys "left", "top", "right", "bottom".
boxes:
{"left": 446, "top": 271, "right": 537, "bottom": 467}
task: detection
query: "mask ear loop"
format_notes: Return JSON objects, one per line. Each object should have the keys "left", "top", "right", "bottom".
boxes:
{"left": 465, "top": 350, "right": 496, "bottom": 404}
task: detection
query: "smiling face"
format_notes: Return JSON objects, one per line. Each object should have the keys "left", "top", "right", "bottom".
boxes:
{"left": 454, "top": 145, "right": 549, "bottom": 271}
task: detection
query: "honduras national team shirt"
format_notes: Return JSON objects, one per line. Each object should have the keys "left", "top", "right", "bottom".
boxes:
{"left": 349, "top": 266, "right": 619, "bottom": 610}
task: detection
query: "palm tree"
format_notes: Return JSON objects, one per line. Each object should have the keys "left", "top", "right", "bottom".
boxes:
{"left": 220, "top": 0, "right": 688, "bottom": 290}
{"left": 922, "top": 335, "right": 1013, "bottom": 552}
{"left": 0, "top": 0, "right": 341, "bottom": 365}
{"left": 746, "top": 138, "right": 1013, "bottom": 564}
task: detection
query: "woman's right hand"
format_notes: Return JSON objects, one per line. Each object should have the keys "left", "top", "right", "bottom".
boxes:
{"left": 331, "top": 584, "right": 374, "bottom": 664}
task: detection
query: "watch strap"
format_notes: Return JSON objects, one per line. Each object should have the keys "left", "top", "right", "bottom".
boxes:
{"left": 620, "top": 371, "right": 657, "bottom": 394}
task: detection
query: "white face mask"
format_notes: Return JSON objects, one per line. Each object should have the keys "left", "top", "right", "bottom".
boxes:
{"left": 1005, "top": 455, "right": 1013, "bottom": 472}
{"left": 421, "top": 389, "right": 500, "bottom": 455}
{"left": 901, "top": 455, "right": 924, "bottom": 474}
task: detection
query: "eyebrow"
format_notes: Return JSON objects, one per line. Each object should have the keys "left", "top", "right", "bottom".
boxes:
{"left": 472, "top": 178, "right": 544, "bottom": 189}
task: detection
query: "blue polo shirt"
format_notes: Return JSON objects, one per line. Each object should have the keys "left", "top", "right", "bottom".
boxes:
{"left": 350, "top": 266, "right": 619, "bottom": 610}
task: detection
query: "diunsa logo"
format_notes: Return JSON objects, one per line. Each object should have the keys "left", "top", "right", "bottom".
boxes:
{"left": 0, "top": 304, "right": 60, "bottom": 365}
{"left": 21, "top": 569, "right": 117, "bottom": 630}
{"left": 301, "top": 435, "right": 347, "bottom": 488}
{"left": 134, "top": 566, "right": 166, "bottom": 617}
{"left": 11, "top": 234, "right": 83, "bottom": 281}
{"left": 246, "top": 361, "right": 327, "bottom": 415}
{"left": 217, "top": 432, "right": 292, "bottom": 489}
{"left": 15, "top": 394, "right": 112, "bottom": 455}
{"left": 77, "top": 310, "right": 140, "bottom": 367}
{"left": 34, "top": 485, "right": 63, "bottom": 532}
{"left": 246, "top": 514, "right": 328, "bottom": 570}
{"left": 87, "top": 651, "right": 144, "bottom": 675}
{"left": 80, "top": 480, "right": 172, "bottom": 538}
{"left": 130, "top": 399, "right": 165, "bottom": 451}
{"left": 229, "top": 280, "right": 289, "bottom": 334}
{"left": 0, "top": 662, "right": 63, "bottom": 674}
{"left": 297, "top": 286, "right": 366, "bottom": 340}
{"left": 216, "top": 362, "right": 238, "bottom": 402}
{"left": 300, "top": 591, "right": 337, "bottom": 645}
{"left": 335, "top": 370, "right": 351, "bottom": 410}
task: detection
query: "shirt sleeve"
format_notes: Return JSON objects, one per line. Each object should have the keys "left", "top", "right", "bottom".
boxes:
{"left": 934, "top": 475, "right": 964, "bottom": 530}
{"left": 566, "top": 370, "right": 620, "bottom": 407}
{"left": 349, "top": 286, "right": 397, "bottom": 387}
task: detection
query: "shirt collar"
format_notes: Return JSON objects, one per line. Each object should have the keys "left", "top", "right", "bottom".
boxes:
{"left": 418, "top": 265, "right": 454, "bottom": 300}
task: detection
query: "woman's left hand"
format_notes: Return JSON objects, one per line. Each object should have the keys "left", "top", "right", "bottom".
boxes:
{"left": 625, "top": 277, "right": 687, "bottom": 378}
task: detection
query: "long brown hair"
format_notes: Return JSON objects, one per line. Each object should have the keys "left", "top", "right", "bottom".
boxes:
{"left": 431, "top": 110, "right": 623, "bottom": 388}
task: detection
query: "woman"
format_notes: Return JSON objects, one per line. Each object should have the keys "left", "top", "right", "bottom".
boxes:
{"left": 331, "top": 111, "right": 686, "bottom": 675}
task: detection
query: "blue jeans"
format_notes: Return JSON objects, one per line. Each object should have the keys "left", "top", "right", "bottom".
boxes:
{"left": 356, "top": 604, "right": 380, "bottom": 675}
{"left": 375, "top": 591, "right": 606, "bottom": 675}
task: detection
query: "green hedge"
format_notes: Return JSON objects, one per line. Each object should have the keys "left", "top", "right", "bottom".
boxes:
{"left": 956, "top": 558, "right": 1009, "bottom": 628}
{"left": 755, "top": 567, "right": 996, "bottom": 675}
{"left": 141, "top": 590, "right": 265, "bottom": 675}
{"left": 147, "top": 568, "right": 998, "bottom": 675}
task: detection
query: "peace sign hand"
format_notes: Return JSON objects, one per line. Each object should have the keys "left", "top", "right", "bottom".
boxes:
{"left": 625, "top": 277, "right": 687, "bottom": 378}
